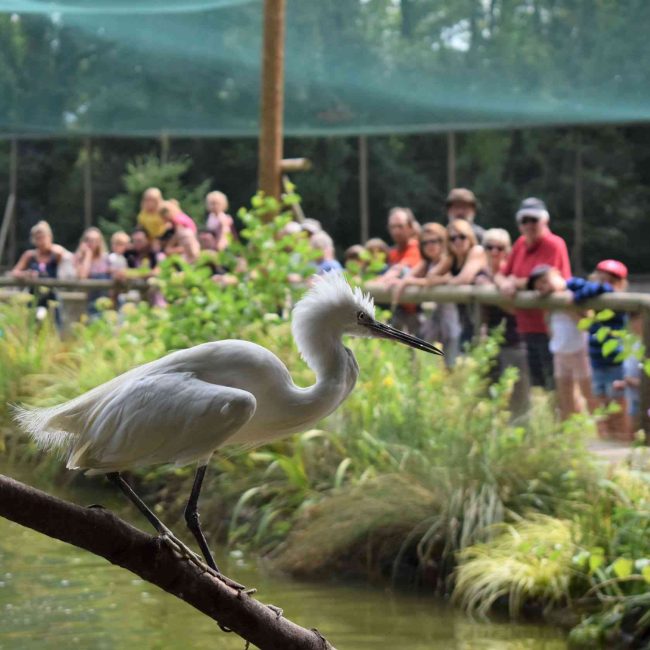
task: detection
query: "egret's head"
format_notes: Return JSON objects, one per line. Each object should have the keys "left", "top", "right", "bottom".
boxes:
{"left": 293, "top": 272, "right": 443, "bottom": 356}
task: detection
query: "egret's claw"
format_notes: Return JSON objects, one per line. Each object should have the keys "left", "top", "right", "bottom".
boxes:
{"left": 157, "top": 532, "right": 253, "bottom": 592}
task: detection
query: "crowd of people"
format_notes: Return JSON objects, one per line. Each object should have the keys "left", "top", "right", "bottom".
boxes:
{"left": 356, "top": 189, "right": 640, "bottom": 440}
{"left": 11, "top": 189, "right": 242, "bottom": 311}
{"left": 9, "top": 186, "right": 642, "bottom": 439}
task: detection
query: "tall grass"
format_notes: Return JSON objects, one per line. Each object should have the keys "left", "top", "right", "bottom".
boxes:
{"left": 242, "top": 337, "right": 599, "bottom": 590}
{"left": 453, "top": 515, "right": 576, "bottom": 618}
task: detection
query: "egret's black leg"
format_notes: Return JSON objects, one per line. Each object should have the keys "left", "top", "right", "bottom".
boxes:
{"left": 184, "top": 464, "right": 219, "bottom": 572}
{"left": 107, "top": 472, "right": 170, "bottom": 535}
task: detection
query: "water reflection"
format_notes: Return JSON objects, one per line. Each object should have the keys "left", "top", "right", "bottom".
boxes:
{"left": 0, "top": 476, "right": 567, "bottom": 649}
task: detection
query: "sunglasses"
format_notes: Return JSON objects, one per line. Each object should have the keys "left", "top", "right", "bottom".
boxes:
{"left": 422, "top": 238, "right": 443, "bottom": 246}
{"left": 520, "top": 216, "right": 540, "bottom": 225}
{"left": 485, "top": 244, "right": 506, "bottom": 252}
{"left": 449, "top": 234, "right": 468, "bottom": 243}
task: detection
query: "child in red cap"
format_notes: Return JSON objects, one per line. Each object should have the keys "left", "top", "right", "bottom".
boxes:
{"left": 531, "top": 259, "right": 629, "bottom": 437}
{"left": 586, "top": 260, "right": 629, "bottom": 438}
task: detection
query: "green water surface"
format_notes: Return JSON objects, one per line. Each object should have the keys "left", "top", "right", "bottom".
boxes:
{"left": 0, "top": 474, "right": 567, "bottom": 650}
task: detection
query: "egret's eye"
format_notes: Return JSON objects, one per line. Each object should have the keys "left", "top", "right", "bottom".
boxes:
{"left": 357, "top": 311, "right": 367, "bottom": 321}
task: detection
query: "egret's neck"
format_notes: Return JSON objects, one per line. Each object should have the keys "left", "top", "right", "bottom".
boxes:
{"left": 292, "top": 311, "right": 350, "bottom": 383}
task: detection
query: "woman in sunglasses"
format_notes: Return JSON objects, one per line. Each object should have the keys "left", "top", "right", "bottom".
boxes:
{"left": 390, "top": 222, "right": 449, "bottom": 299}
{"left": 477, "top": 229, "right": 530, "bottom": 417}
{"left": 391, "top": 223, "right": 460, "bottom": 366}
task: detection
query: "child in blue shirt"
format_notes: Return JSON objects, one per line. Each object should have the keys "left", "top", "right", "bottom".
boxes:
{"left": 531, "top": 259, "right": 629, "bottom": 437}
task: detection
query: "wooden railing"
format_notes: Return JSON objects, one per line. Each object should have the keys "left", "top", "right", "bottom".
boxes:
{"left": 0, "top": 276, "right": 150, "bottom": 291}
{"left": 2, "top": 276, "right": 649, "bottom": 435}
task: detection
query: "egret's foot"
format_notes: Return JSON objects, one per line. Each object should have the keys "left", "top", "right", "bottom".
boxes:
{"left": 158, "top": 533, "right": 252, "bottom": 592}
{"left": 159, "top": 530, "right": 201, "bottom": 563}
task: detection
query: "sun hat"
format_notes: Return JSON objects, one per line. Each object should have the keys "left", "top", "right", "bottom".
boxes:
{"left": 515, "top": 197, "right": 550, "bottom": 224}
{"left": 596, "top": 259, "right": 628, "bottom": 279}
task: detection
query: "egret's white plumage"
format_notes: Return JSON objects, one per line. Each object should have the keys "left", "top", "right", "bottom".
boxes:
{"left": 16, "top": 272, "right": 440, "bottom": 475}
{"left": 13, "top": 272, "right": 442, "bottom": 570}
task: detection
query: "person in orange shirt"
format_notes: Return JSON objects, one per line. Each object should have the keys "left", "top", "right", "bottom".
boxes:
{"left": 372, "top": 207, "right": 422, "bottom": 333}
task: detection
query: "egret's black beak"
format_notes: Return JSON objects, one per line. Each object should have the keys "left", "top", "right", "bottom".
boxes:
{"left": 364, "top": 319, "right": 444, "bottom": 356}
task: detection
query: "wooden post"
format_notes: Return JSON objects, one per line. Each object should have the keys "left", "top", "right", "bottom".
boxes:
{"left": 258, "top": 0, "right": 286, "bottom": 202}
{"left": 0, "top": 139, "right": 18, "bottom": 267}
{"left": 572, "top": 131, "right": 584, "bottom": 275}
{"left": 83, "top": 137, "right": 93, "bottom": 229}
{"left": 641, "top": 307, "right": 650, "bottom": 442}
{"left": 359, "top": 135, "right": 369, "bottom": 244}
{"left": 447, "top": 131, "right": 456, "bottom": 190}
{"left": 8, "top": 137, "right": 17, "bottom": 264}
{"left": 160, "top": 132, "right": 170, "bottom": 165}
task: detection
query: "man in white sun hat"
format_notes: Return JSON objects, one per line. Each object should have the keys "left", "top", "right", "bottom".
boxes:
{"left": 495, "top": 197, "right": 571, "bottom": 391}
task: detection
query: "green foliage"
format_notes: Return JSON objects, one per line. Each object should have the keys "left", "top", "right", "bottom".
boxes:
{"left": 1, "top": 189, "right": 648, "bottom": 642}
{"left": 453, "top": 516, "right": 575, "bottom": 618}
{"left": 100, "top": 155, "right": 210, "bottom": 235}
{"left": 266, "top": 341, "right": 599, "bottom": 589}
{"left": 568, "top": 468, "right": 650, "bottom": 646}
{"left": 0, "top": 295, "right": 65, "bottom": 457}
{"left": 101, "top": 190, "right": 320, "bottom": 351}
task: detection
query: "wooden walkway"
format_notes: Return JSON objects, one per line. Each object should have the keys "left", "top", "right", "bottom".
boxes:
{"left": 587, "top": 438, "right": 649, "bottom": 469}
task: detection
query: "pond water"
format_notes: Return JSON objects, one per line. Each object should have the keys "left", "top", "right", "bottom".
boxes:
{"left": 0, "top": 474, "right": 567, "bottom": 650}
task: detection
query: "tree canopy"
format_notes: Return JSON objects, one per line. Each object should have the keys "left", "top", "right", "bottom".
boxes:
{"left": 1, "top": 0, "right": 649, "bottom": 136}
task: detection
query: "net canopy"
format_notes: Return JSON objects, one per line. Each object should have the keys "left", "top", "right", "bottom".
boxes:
{"left": 1, "top": 0, "right": 649, "bottom": 137}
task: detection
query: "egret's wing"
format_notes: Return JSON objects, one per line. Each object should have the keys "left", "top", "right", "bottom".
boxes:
{"left": 67, "top": 372, "right": 256, "bottom": 472}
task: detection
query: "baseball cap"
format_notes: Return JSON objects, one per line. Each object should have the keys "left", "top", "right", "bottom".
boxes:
{"left": 596, "top": 259, "right": 628, "bottom": 279}
{"left": 527, "top": 264, "right": 553, "bottom": 290}
{"left": 516, "top": 197, "right": 550, "bottom": 224}
{"left": 446, "top": 188, "right": 477, "bottom": 206}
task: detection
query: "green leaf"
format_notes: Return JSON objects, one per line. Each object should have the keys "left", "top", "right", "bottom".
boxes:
{"left": 577, "top": 317, "right": 593, "bottom": 331}
{"left": 612, "top": 557, "right": 633, "bottom": 579}
{"left": 602, "top": 339, "right": 619, "bottom": 358}
{"left": 589, "top": 553, "right": 605, "bottom": 572}
{"left": 596, "top": 309, "right": 616, "bottom": 322}
{"left": 595, "top": 326, "right": 611, "bottom": 343}
{"left": 596, "top": 327, "right": 612, "bottom": 343}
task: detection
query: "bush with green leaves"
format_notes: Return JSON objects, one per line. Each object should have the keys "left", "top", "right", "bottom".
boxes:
{"left": 152, "top": 190, "right": 319, "bottom": 349}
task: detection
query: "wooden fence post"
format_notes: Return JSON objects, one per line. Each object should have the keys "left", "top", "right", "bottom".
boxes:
{"left": 447, "top": 132, "right": 456, "bottom": 190}
{"left": 83, "top": 137, "right": 93, "bottom": 229}
{"left": 359, "top": 135, "right": 369, "bottom": 244}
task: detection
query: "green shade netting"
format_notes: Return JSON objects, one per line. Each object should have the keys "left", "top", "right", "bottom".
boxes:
{"left": 1, "top": 0, "right": 649, "bottom": 137}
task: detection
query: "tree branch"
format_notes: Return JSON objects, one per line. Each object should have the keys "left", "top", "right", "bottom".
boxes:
{"left": 0, "top": 474, "right": 336, "bottom": 650}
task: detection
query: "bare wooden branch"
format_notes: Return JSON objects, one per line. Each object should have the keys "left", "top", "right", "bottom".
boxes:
{"left": 0, "top": 474, "right": 336, "bottom": 650}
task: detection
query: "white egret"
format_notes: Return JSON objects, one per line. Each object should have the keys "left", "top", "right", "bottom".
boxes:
{"left": 14, "top": 272, "right": 442, "bottom": 572}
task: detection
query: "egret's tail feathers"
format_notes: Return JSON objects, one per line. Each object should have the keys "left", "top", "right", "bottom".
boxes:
{"left": 11, "top": 403, "right": 76, "bottom": 453}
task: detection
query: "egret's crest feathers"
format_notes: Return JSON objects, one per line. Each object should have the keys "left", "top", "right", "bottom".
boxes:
{"left": 293, "top": 272, "right": 375, "bottom": 322}
{"left": 291, "top": 272, "right": 375, "bottom": 372}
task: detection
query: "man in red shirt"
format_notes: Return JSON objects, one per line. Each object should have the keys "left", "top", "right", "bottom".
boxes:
{"left": 374, "top": 207, "right": 422, "bottom": 333}
{"left": 495, "top": 198, "right": 571, "bottom": 390}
